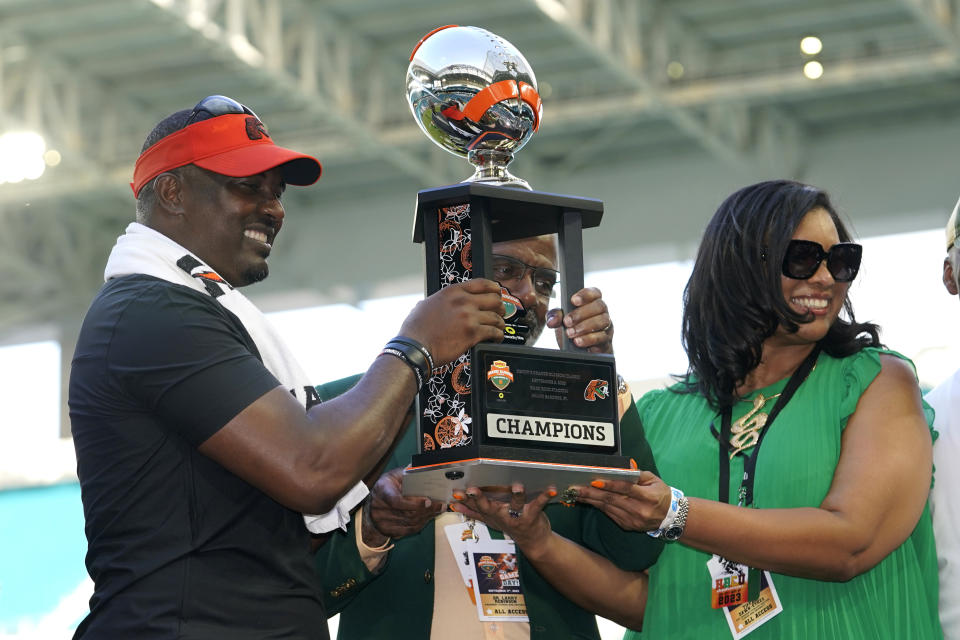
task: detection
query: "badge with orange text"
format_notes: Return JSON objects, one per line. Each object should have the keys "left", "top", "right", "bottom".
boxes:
{"left": 707, "top": 555, "right": 783, "bottom": 638}
{"left": 471, "top": 539, "right": 528, "bottom": 623}
{"left": 708, "top": 555, "right": 748, "bottom": 609}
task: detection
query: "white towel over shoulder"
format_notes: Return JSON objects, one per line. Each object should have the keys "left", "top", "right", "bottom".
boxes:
{"left": 104, "top": 222, "right": 367, "bottom": 533}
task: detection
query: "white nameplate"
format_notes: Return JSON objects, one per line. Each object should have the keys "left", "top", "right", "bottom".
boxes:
{"left": 486, "top": 413, "right": 614, "bottom": 447}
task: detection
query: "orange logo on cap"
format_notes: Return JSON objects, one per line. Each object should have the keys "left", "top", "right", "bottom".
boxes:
{"left": 245, "top": 117, "right": 269, "bottom": 140}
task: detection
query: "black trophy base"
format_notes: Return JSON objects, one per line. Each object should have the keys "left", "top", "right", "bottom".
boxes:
{"left": 402, "top": 446, "right": 641, "bottom": 503}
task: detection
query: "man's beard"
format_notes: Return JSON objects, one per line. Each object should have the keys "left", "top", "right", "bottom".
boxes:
{"left": 237, "top": 264, "right": 269, "bottom": 286}
{"left": 521, "top": 307, "right": 544, "bottom": 345}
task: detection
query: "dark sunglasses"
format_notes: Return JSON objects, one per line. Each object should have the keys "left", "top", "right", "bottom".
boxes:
{"left": 491, "top": 254, "right": 559, "bottom": 298}
{"left": 185, "top": 95, "right": 259, "bottom": 126}
{"left": 782, "top": 239, "right": 862, "bottom": 282}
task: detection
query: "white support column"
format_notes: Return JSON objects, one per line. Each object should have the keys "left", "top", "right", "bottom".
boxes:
{"left": 331, "top": 31, "right": 353, "bottom": 113}
{"left": 262, "top": 0, "right": 284, "bottom": 72}
{"left": 616, "top": 0, "right": 642, "bottom": 71}
{"left": 295, "top": 22, "right": 318, "bottom": 96}
{"left": 593, "top": 0, "right": 612, "bottom": 50}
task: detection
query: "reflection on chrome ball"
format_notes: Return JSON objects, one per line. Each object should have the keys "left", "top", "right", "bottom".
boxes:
{"left": 406, "top": 25, "right": 542, "bottom": 189}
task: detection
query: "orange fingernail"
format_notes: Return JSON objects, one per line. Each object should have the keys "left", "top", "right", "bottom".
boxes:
{"left": 630, "top": 458, "right": 638, "bottom": 470}
{"left": 452, "top": 491, "right": 466, "bottom": 500}
{"left": 548, "top": 489, "right": 558, "bottom": 497}
{"left": 590, "top": 480, "right": 606, "bottom": 489}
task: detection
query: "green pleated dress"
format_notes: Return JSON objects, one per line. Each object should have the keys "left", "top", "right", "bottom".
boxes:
{"left": 626, "top": 348, "right": 942, "bottom": 639}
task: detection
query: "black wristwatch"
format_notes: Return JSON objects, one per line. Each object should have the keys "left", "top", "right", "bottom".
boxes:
{"left": 663, "top": 496, "right": 689, "bottom": 542}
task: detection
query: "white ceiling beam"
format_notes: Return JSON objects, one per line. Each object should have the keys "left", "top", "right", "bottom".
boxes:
{"left": 664, "top": 48, "right": 960, "bottom": 106}
{"left": 898, "top": 0, "right": 960, "bottom": 52}
{"left": 545, "top": 48, "right": 960, "bottom": 124}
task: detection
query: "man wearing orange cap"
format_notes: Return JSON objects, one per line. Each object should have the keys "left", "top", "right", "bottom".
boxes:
{"left": 69, "top": 95, "right": 507, "bottom": 639}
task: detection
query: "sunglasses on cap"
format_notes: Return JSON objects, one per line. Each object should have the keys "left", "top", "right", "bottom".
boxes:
{"left": 186, "top": 95, "right": 260, "bottom": 126}
{"left": 781, "top": 239, "right": 862, "bottom": 282}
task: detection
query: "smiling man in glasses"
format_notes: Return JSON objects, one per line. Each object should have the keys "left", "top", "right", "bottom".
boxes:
{"left": 68, "top": 96, "right": 508, "bottom": 639}
{"left": 314, "top": 234, "right": 665, "bottom": 639}
{"left": 921, "top": 202, "right": 960, "bottom": 639}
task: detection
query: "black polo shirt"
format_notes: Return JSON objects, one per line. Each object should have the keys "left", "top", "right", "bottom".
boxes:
{"left": 70, "top": 275, "right": 327, "bottom": 639}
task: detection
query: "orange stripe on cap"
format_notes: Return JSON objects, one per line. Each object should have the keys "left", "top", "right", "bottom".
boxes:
{"left": 410, "top": 25, "right": 458, "bottom": 61}
{"left": 462, "top": 80, "right": 542, "bottom": 131}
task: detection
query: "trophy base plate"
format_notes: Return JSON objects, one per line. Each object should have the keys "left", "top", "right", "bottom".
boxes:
{"left": 402, "top": 457, "right": 642, "bottom": 504}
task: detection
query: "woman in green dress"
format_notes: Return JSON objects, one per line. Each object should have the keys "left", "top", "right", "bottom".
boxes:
{"left": 455, "top": 180, "right": 941, "bottom": 638}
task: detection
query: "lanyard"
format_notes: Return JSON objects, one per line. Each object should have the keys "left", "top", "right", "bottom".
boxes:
{"left": 717, "top": 346, "right": 820, "bottom": 507}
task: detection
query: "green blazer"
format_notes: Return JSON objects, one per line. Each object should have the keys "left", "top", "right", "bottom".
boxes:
{"left": 315, "top": 374, "right": 663, "bottom": 640}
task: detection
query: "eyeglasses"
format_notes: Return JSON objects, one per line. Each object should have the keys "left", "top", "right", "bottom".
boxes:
{"left": 490, "top": 254, "right": 559, "bottom": 298}
{"left": 185, "top": 95, "right": 259, "bottom": 126}
{"left": 781, "top": 239, "right": 862, "bottom": 282}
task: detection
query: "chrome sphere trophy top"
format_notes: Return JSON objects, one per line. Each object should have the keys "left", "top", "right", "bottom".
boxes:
{"left": 403, "top": 25, "right": 641, "bottom": 502}
{"left": 407, "top": 24, "right": 541, "bottom": 190}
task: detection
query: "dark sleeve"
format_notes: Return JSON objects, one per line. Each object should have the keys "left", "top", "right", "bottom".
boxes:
{"left": 313, "top": 374, "right": 391, "bottom": 614}
{"left": 580, "top": 398, "right": 664, "bottom": 570}
{"left": 108, "top": 283, "right": 281, "bottom": 446}
{"left": 620, "top": 398, "right": 660, "bottom": 477}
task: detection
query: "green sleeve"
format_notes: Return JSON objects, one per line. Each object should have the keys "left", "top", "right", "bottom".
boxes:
{"left": 312, "top": 374, "right": 372, "bottom": 615}
{"left": 516, "top": 399, "right": 664, "bottom": 636}
{"left": 580, "top": 397, "right": 664, "bottom": 571}
{"left": 620, "top": 396, "right": 660, "bottom": 477}
{"left": 313, "top": 373, "right": 364, "bottom": 403}
{"left": 315, "top": 526, "right": 379, "bottom": 615}
{"left": 312, "top": 373, "right": 423, "bottom": 616}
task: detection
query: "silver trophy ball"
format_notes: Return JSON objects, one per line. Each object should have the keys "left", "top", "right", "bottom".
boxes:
{"left": 406, "top": 25, "right": 542, "bottom": 190}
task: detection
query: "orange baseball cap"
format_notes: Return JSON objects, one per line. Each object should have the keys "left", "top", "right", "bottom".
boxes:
{"left": 131, "top": 113, "right": 321, "bottom": 197}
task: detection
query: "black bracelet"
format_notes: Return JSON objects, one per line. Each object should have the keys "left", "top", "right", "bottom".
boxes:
{"left": 380, "top": 346, "right": 425, "bottom": 392}
{"left": 389, "top": 335, "right": 436, "bottom": 374}
{"left": 385, "top": 339, "right": 430, "bottom": 379}
{"left": 381, "top": 338, "right": 433, "bottom": 392}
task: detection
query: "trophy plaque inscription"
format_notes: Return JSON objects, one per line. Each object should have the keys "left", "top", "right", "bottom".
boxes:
{"left": 402, "top": 25, "right": 641, "bottom": 501}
